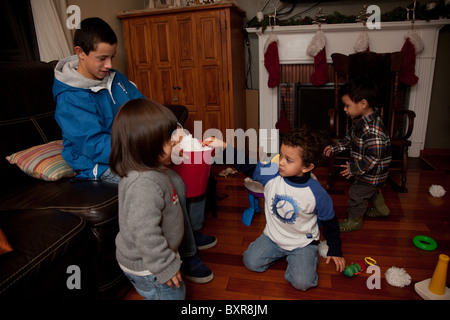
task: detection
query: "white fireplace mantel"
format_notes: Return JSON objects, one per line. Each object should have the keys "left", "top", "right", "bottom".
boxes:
{"left": 247, "top": 19, "right": 450, "bottom": 157}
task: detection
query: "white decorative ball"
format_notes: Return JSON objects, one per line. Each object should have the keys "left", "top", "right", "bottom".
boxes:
{"left": 385, "top": 267, "right": 411, "bottom": 288}
{"left": 429, "top": 185, "right": 446, "bottom": 198}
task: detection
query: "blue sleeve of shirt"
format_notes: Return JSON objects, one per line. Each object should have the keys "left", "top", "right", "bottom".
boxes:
{"left": 120, "top": 74, "right": 145, "bottom": 100}
{"left": 224, "top": 146, "right": 279, "bottom": 186}
{"left": 309, "top": 179, "right": 335, "bottom": 221}
{"left": 252, "top": 161, "right": 280, "bottom": 187}
{"left": 309, "top": 179, "right": 342, "bottom": 257}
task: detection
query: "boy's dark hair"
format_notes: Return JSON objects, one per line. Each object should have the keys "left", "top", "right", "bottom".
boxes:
{"left": 341, "top": 76, "right": 378, "bottom": 108}
{"left": 281, "top": 127, "right": 323, "bottom": 168}
{"left": 74, "top": 17, "right": 117, "bottom": 55}
{"left": 109, "top": 98, "right": 178, "bottom": 177}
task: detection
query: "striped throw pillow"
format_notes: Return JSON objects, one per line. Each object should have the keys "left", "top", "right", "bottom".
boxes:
{"left": 6, "top": 140, "right": 76, "bottom": 181}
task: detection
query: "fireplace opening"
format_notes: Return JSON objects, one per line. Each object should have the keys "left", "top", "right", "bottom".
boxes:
{"left": 278, "top": 83, "right": 341, "bottom": 150}
{"left": 277, "top": 64, "right": 337, "bottom": 139}
{"left": 279, "top": 83, "right": 339, "bottom": 129}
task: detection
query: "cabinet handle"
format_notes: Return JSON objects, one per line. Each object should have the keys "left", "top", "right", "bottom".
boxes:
{"left": 173, "top": 86, "right": 181, "bottom": 103}
{"left": 173, "top": 85, "right": 178, "bottom": 102}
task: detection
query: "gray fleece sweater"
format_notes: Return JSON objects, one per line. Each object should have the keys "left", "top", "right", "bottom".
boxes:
{"left": 115, "top": 169, "right": 184, "bottom": 284}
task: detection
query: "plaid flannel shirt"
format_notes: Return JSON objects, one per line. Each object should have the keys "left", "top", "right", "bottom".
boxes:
{"left": 331, "top": 109, "right": 391, "bottom": 188}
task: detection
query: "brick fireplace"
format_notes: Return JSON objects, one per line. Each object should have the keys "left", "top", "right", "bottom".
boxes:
{"left": 247, "top": 19, "right": 449, "bottom": 157}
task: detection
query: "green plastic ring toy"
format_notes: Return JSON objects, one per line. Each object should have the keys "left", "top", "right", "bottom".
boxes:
{"left": 413, "top": 235, "right": 437, "bottom": 251}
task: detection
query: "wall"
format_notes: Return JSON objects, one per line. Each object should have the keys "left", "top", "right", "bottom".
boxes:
{"left": 425, "top": 26, "right": 450, "bottom": 148}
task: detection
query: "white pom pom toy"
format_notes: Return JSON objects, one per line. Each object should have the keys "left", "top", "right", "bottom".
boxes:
{"left": 429, "top": 185, "right": 446, "bottom": 198}
{"left": 318, "top": 240, "right": 328, "bottom": 258}
{"left": 385, "top": 267, "right": 412, "bottom": 288}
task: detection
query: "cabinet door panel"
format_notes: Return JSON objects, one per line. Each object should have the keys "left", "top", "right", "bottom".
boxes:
{"left": 174, "top": 14, "right": 200, "bottom": 112}
{"left": 183, "top": 111, "right": 199, "bottom": 135}
{"left": 196, "top": 10, "right": 225, "bottom": 132}
{"left": 151, "top": 18, "right": 174, "bottom": 68}
{"left": 178, "top": 67, "right": 196, "bottom": 108}
{"left": 157, "top": 68, "right": 176, "bottom": 105}
{"left": 197, "top": 16, "right": 219, "bottom": 62}
{"left": 135, "top": 69, "right": 153, "bottom": 98}
{"left": 205, "top": 110, "right": 221, "bottom": 133}
{"left": 149, "top": 17, "right": 176, "bottom": 105}
{"left": 201, "top": 65, "right": 221, "bottom": 107}
{"left": 129, "top": 18, "right": 152, "bottom": 66}
{"left": 175, "top": 16, "right": 196, "bottom": 65}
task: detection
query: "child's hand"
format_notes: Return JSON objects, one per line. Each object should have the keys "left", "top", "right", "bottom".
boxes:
{"left": 202, "top": 136, "right": 227, "bottom": 149}
{"left": 172, "top": 127, "right": 187, "bottom": 145}
{"left": 166, "top": 271, "right": 183, "bottom": 288}
{"left": 327, "top": 256, "right": 346, "bottom": 273}
{"left": 170, "top": 128, "right": 190, "bottom": 163}
{"left": 340, "top": 162, "right": 352, "bottom": 179}
{"left": 323, "top": 145, "right": 333, "bottom": 157}
{"left": 171, "top": 142, "right": 189, "bottom": 163}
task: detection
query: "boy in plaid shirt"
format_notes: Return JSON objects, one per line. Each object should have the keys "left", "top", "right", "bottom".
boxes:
{"left": 324, "top": 77, "right": 391, "bottom": 232}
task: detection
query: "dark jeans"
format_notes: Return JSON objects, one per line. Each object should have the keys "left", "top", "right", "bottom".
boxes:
{"left": 347, "top": 183, "right": 378, "bottom": 219}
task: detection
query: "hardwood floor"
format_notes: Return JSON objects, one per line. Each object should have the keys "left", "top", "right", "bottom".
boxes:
{"left": 122, "top": 158, "right": 450, "bottom": 301}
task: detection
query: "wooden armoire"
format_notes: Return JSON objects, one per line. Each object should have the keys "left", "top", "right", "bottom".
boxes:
{"left": 118, "top": 3, "right": 247, "bottom": 134}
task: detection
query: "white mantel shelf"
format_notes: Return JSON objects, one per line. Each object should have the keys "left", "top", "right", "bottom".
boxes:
{"left": 247, "top": 19, "right": 450, "bottom": 157}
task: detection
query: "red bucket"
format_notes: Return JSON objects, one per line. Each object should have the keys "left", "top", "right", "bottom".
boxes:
{"left": 170, "top": 148, "right": 213, "bottom": 198}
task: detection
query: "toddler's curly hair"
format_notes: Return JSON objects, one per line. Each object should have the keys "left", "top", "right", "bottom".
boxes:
{"left": 281, "top": 127, "right": 323, "bottom": 168}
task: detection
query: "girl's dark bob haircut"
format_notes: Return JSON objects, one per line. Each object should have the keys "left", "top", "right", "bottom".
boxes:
{"left": 109, "top": 98, "right": 178, "bottom": 177}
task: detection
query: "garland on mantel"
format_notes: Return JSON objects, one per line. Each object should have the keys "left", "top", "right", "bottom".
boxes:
{"left": 247, "top": 1, "right": 450, "bottom": 32}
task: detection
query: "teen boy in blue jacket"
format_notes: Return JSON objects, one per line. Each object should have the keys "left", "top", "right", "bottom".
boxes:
{"left": 53, "top": 53, "right": 142, "bottom": 180}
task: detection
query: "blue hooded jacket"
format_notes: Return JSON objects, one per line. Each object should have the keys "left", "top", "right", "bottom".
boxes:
{"left": 53, "top": 55, "right": 144, "bottom": 179}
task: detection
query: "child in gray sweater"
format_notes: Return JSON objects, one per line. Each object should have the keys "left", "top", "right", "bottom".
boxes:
{"left": 110, "top": 98, "right": 185, "bottom": 300}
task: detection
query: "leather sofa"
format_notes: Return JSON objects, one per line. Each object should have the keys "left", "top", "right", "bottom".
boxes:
{"left": 0, "top": 61, "right": 188, "bottom": 300}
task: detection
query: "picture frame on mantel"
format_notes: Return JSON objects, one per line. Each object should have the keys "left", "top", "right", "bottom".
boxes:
{"left": 147, "top": 0, "right": 177, "bottom": 9}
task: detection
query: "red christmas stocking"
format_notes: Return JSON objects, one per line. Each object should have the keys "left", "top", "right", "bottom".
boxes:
{"left": 264, "top": 37, "right": 280, "bottom": 88}
{"left": 310, "top": 47, "right": 328, "bottom": 86}
{"left": 399, "top": 38, "right": 419, "bottom": 85}
{"left": 275, "top": 109, "right": 291, "bottom": 133}
{"left": 307, "top": 29, "right": 328, "bottom": 86}
{"left": 399, "top": 30, "right": 424, "bottom": 86}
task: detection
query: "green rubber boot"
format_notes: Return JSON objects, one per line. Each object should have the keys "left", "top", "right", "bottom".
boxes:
{"left": 365, "top": 191, "right": 390, "bottom": 218}
{"left": 339, "top": 217, "right": 363, "bottom": 233}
